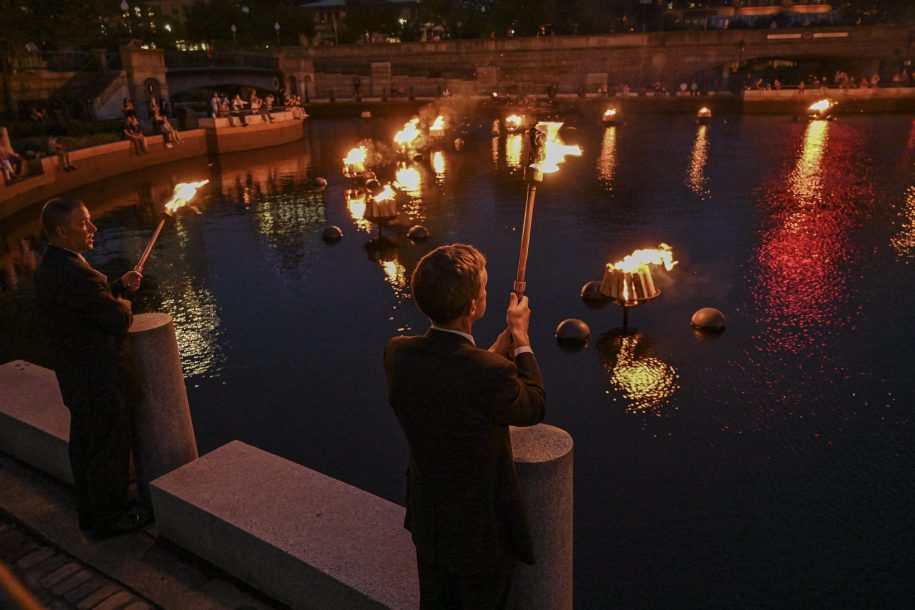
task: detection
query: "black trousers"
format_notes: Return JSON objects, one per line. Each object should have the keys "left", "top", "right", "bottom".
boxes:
{"left": 417, "top": 554, "right": 515, "bottom": 610}
{"left": 68, "top": 396, "right": 133, "bottom": 531}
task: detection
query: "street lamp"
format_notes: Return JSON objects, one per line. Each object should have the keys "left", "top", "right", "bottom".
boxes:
{"left": 274, "top": 21, "right": 281, "bottom": 46}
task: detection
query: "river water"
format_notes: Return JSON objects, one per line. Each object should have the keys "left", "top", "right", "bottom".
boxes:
{"left": 2, "top": 111, "right": 914, "bottom": 607}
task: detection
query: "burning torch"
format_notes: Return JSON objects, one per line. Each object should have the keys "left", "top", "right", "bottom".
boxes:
{"left": 135, "top": 180, "right": 209, "bottom": 273}
{"left": 513, "top": 122, "right": 581, "bottom": 296}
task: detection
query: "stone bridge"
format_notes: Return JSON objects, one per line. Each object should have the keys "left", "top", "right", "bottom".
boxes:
{"left": 129, "top": 24, "right": 915, "bottom": 105}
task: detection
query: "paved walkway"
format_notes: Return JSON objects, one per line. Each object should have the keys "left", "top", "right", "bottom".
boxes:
{"left": 1, "top": 514, "right": 156, "bottom": 609}
{"left": 0, "top": 451, "right": 281, "bottom": 610}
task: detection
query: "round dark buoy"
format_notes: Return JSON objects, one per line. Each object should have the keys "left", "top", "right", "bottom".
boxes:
{"left": 412, "top": 152, "right": 424, "bottom": 162}
{"left": 555, "top": 318, "right": 590, "bottom": 349}
{"left": 321, "top": 226, "right": 343, "bottom": 243}
{"left": 407, "top": 225, "right": 429, "bottom": 241}
{"left": 306, "top": 176, "right": 328, "bottom": 191}
{"left": 454, "top": 138, "right": 464, "bottom": 151}
{"left": 580, "top": 281, "right": 610, "bottom": 308}
{"left": 691, "top": 307, "right": 725, "bottom": 332}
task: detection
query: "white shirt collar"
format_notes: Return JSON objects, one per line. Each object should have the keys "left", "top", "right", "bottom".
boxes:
{"left": 430, "top": 325, "right": 475, "bottom": 346}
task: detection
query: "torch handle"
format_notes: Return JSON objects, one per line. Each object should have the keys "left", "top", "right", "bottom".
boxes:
{"left": 514, "top": 184, "right": 538, "bottom": 296}
{"left": 134, "top": 217, "right": 167, "bottom": 273}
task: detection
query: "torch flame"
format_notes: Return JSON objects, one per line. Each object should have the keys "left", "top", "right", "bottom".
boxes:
{"left": 373, "top": 184, "right": 397, "bottom": 203}
{"left": 394, "top": 118, "right": 422, "bottom": 147}
{"left": 430, "top": 115, "right": 446, "bottom": 136}
{"left": 343, "top": 146, "right": 367, "bottom": 168}
{"left": 609, "top": 243, "right": 677, "bottom": 273}
{"left": 529, "top": 121, "right": 582, "bottom": 174}
{"left": 164, "top": 180, "right": 209, "bottom": 215}
{"left": 808, "top": 99, "right": 834, "bottom": 113}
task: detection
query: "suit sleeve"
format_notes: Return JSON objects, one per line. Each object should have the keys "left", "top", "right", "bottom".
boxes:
{"left": 487, "top": 352, "right": 545, "bottom": 427}
{"left": 66, "top": 264, "right": 133, "bottom": 335}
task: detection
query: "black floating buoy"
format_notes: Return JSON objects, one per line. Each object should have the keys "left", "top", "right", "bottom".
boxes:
{"left": 691, "top": 307, "right": 725, "bottom": 332}
{"left": 407, "top": 225, "right": 429, "bottom": 241}
{"left": 412, "top": 152, "right": 424, "bottom": 162}
{"left": 453, "top": 138, "right": 464, "bottom": 151}
{"left": 555, "top": 318, "right": 590, "bottom": 350}
{"left": 306, "top": 176, "right": 328, "bottom": 191}
{"left": 321, "top": 226, "right": 343, "bottom": 243}
{"left": 580, "top": 281, "right": 610, "bottom": 309}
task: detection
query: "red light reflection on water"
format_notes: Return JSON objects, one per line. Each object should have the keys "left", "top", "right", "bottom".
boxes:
{"left": 751, "top": 120, "right": 875, "bottom": 355}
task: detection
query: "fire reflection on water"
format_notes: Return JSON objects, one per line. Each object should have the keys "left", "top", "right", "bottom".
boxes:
{"left": 890, "top": 185, "right": 915, "bottom": 261}
{"left": 597, "top": 126, "right": 617, "bottom": 188}
{"left": 505, "top": 134, "right": 524, "bottom": 171}
{"left": 431, "top": 151, "right": 447, "bottom": 183}
{"left": 598, "top": 332, "right": 679, "bottom": 414}
{"left": 687, "top": 125, "right": 710, "bottom": 199}
{"left": 788, "top": 119, "right": 828, "bottom": 207}
{"left": 751, "top": 118, "right": 874, "bottom": 355}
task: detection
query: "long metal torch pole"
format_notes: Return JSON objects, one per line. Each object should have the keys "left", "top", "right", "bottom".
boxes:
{"left": 135, "top": 216, "right": 167, "bottom": 273}
{"left": 514, "top": 182, "right": 538, "bottom": 296}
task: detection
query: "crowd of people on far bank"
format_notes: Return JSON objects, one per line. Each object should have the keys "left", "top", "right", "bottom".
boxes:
{"left": 208, "top": 89, "right": 308, "bottom": 128}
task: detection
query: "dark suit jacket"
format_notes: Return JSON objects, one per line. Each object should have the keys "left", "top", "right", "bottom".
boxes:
{"left": 33, "top": 245, "right": 138, "bottom": 413}
{"left": 384, "top": 329, "right": 545, "bottom": 574}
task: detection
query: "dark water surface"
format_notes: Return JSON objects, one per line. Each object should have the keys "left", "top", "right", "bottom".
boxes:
{"left": 3, "top": 113, "right": 914, "bottom": 607}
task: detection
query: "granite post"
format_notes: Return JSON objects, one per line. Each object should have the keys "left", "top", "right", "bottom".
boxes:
{"left": 510, "top": 423, "right": 573, "bottom": 610}
{"left": 129, "top": 313, "right": 198, "bottom": 498}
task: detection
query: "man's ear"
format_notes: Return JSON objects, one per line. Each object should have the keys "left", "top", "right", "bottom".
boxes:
{"left": 466, "top": 297, "right": 478, "bottom": 318}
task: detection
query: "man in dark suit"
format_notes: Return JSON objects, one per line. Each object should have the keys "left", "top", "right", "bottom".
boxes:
{"left": 33, "top": 197, "right": 151, "bottom": 540}
{"left": 384, "top": 244, "right": 545, "bottom": 609}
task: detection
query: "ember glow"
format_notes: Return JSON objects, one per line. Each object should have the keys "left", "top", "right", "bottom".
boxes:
{"left": 530, "top": 122, "right": 582, "bottom": 174}
{"left": 165, "top": 180, "right": 209, "bottom": 215}
{"left": 394, "top": 118, "right": 421, "bottom": 147}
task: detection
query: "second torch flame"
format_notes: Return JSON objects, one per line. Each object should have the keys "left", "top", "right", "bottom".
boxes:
{"left": 529, "top": 121, "right": 582, "bottom": 176}
{"left": 165, "top": 180, "right": 209, "bottom": 215}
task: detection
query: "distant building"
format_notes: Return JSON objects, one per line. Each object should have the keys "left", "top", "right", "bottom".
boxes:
{"left": 664, "top": 1, "right": 836, "bottom": 29}
{"left": 145, "top": 0, "right": 200, "bottom": 26}
{"left": 302, "top": 0, "right": 420, "bottom": 45}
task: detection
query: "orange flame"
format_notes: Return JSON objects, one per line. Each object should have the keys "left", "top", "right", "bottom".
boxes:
{"left": 505, "top": 115, "right": 524, "bottom": 130}
{"left": 373, "top": 184, "right": 397, "bottom": 203}
{"left": 603, "top": 108, "right": 617, "bottom": 119}
{"left": 808, "top": 99, "right": 834, "bottom": 114}
{"left": 609, "top": 243, "right": 677, "bottom": 273}
{"left": 165, "top": 180, "right": 209, "bottom": 215}
{"left": 343, "top": 146, "right": 367, "bottom": 172}
{"left": 395, "top": 165, "right": 421, "bottom": 193}
{"left": 430, "top": 115, "right": 446, "bottom": 136}
{"left": 530, "top": 121, "right": 582, "bottom": 174}
{"left": 697, "top": 107, "right": 712, "bottom": 118}
{"left": 394, "top": 119, "right": 421, "bottom": 147}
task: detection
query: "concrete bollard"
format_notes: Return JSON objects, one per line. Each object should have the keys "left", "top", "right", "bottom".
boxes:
{"left": 510, "top": 423, "right": 573, "bottom": 610}
{"left": 129, "top": 313, "right": 198, "bottom": 498}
